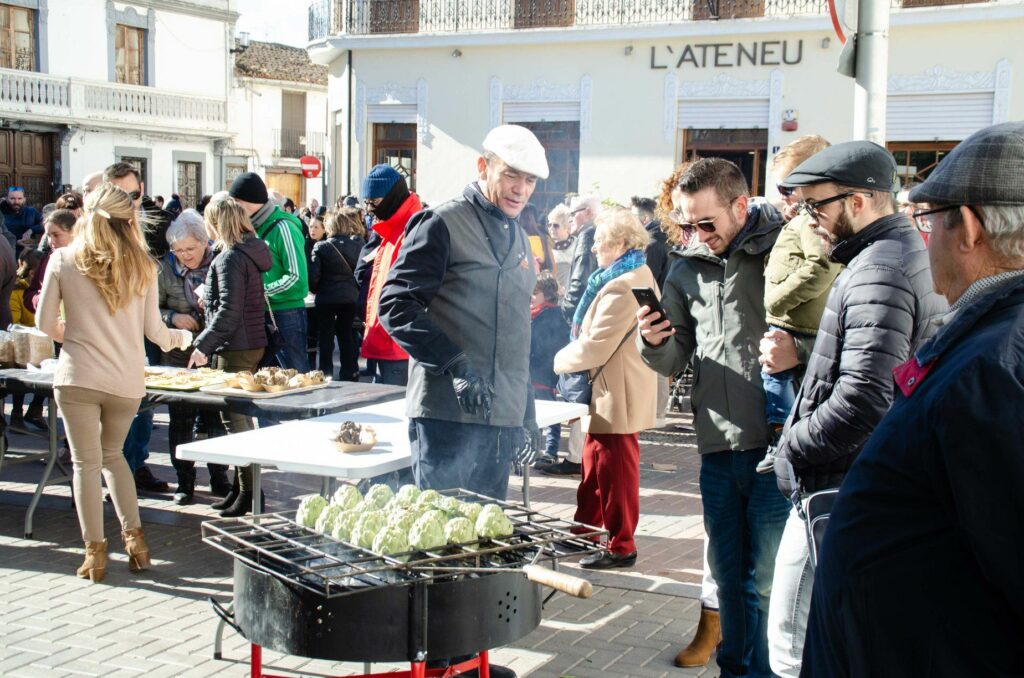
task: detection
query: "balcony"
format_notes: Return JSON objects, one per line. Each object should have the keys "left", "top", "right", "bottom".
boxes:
{"left": 0, "top": 68, "right": 228, "bottom": 136}
{"left": 308, "top": 0, "right": 990, "bottom": 38}
{"left": 274, "top": 128, "right": 327, "bottom": 158}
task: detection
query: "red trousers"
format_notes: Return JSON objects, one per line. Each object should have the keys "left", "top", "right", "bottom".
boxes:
{"left": 574, "top": 432, "right": 640, "bottom": 555}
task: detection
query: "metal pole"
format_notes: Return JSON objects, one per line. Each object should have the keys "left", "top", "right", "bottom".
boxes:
{"left": 854, "top": 0, "right": 890, "bottom": 145}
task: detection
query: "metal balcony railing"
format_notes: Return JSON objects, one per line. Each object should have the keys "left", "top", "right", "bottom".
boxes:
{"left": 274, "top": 128, "right": 327, "bottom": 158}
{"left": 308, "top": 0, "right": 991, "bottom": 39}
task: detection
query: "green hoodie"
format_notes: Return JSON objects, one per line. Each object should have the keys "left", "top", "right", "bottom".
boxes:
{"left": 253, "top": 205, "right": 308, "bottom": 311}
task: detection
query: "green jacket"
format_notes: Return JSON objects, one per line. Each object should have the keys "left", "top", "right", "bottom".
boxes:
{"left": 763, "top": 213, "right": 843, "bottom": 335}
{"left": 254, "top": 205, "right": 308, "bottom": 311}
{"left": 640, "top": 205, "right": 782, "bottom": 455}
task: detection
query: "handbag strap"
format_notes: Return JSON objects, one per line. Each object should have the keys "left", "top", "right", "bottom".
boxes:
{"left": 589, "top": 325, "right": 637, "bottom": 383}
{"left": 263, "top": 289, "right": 278, "bottom": 329}
{"left": 326, "top": 238, "right": 353, "bottom": 275}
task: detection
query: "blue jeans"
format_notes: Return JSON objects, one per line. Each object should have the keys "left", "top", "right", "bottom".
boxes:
{"left": 535, "top": 389, "right": 560, "bottom": 457}
{"left": 762, "top": 368, "right": 798, "bottom": 427}
{"left": 700, "top": 449, "right": 790, "bottom": 678}
{"left": 121, "top": 407, "right": 154, "bottom": 472}
{"left": 408, "top": 417, "right": 518, "bottom": 500}
{"left": 373, "top": 359, "right": 408, "bottom": 386}
{"left": 272, "top": 307, "right": 310, "bottom": 372}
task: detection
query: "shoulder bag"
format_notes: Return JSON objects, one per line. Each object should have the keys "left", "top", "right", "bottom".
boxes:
{"left": 556, "top": 326, "right": 636, "bottom": 405}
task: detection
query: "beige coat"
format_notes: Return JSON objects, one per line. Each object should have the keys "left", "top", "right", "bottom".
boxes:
{"left": 554, "top": 266, "right": 658, "bottom": 434}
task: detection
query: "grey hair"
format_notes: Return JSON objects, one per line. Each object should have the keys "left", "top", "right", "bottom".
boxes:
{"left": 166, "top": 208, "right": 209, "bottom": 246}
{"left": 571, "top": 194, "right": 603, "bottom": 217}
{"left": 953, "top": 205, "right": 1024, "bottom": 262}
{"left": 547, "top": 203, "right": 571, "bottom": 228}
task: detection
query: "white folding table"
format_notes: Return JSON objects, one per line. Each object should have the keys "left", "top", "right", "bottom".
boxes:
{"left": 177, "top": 398, "right": 587, "bottom": 508}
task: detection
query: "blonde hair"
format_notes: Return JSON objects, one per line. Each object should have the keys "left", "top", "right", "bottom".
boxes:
{"left": 595, "top": 206, "right": 650, "bottom": 251}
{"left": 325, "top": 207, "right": 363, "bottom": 237}
{"left": 204, "top": 193, "right": 254, "bottom": 250}
{"left": 771, "top": 135, "right": 831, "bottom": 175}
{"left": 74, "top": 182, "right": 156, "bottom": 314}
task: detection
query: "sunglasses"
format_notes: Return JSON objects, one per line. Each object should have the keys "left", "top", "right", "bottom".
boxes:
{"left": 128, "top": 190, "right": 142, "bottom": 201}
{"left": 795, "top": 192, "right": 860, "bottom": 221}
{"left": 7, "top": 186, "right": 23, "bottom": 193}
{"left": 668, "top": 197, "right": 738, "bottom": 233}
{"left": 777, "top": 184, "right": 795, "bottom": 198}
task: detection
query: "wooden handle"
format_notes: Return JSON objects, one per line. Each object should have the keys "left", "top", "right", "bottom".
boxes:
{"left": 523, "top": 565, "right": 593, "bottom": 599}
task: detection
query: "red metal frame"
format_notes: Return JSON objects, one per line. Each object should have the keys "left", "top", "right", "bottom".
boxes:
{"left": 250, "top": 644, "right": 491, "bottom": 678}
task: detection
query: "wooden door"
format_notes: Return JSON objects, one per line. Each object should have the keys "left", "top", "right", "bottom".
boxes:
{"left": 0, "top": 130, "right": 55, "bottom": 210}
{"left": 266, "top": 171, "right": 302, "bottom": 209}
{"left": 514, "top": 0, "right": 575, "bottom": 28}
{"left": 683, "top": 129, "right": 768, "bottom": 196}
{"left": 369, "top": 0, "right": 419, "bottom": 34}
{"left": 692, "top": 0, "right": 765, "bottom": 20}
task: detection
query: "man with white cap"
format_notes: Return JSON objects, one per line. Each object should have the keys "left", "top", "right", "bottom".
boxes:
{"left": 380, "top": 124, "right": 545, "bottom": 503}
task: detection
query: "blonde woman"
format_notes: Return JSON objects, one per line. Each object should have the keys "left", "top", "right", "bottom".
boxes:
{"left": 553, "top": 207, "right": 657, "bottom": 569}
{"left": 36, "top": 183, "right": 193, "bottom": 583}
{"left": 188, "top": 193, "right": 271, "bottom": 517}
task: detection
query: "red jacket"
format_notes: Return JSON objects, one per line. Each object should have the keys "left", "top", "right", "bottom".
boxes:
{"left": 360, "top": 192, "right": 422, "bottom": 361}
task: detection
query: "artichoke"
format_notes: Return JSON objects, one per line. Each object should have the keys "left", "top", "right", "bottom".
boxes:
{"left": 351, "top": 510, "right": 387, "bottom": 549}
{"left": 444, "top": 517, "right": 477, "bottom": 545}
{"left": 394, "top": 484, "right": 421, "bottom": 506}
{"left": 475, "top": 504, "right": 514, "bottom": 539}
{"left": 364, "top": 483, "right": 395, "bottom": 510}
{"left": 387, "top": 509, "right": 418, "bottom": 533}
{"left": 436, "top": 496, "right": 461, "bottom": 515}
{"left": 330, "top": 509, "right": 361, "bottom": 542}
{"left": 372, "top": 525, "right": 411, "bottom": 560}
{"left": 415, "top": 489, "right": 442, "bottom": 508}
{"left": 331, "top": 484, "right": 362, "bottom": 510}
{"left": 408, "top": 512, "right": 446, "bottom": 551}
{"left": 315, "top": 504, "right": 347, "bottom": 534}
{"left": 296, "top": 494, "right": 328, "bottom": 528}
{"left": 458, "top": 501, "right": 483, "bottom": 523}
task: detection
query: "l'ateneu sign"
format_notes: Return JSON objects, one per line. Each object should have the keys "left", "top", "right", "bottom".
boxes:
{"left": 650, "top": 40, "right": 804, "bottom": 69}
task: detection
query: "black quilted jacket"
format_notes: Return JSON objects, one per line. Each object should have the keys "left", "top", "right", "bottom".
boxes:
{"left": 774, "top": 214, "right": 948, "bottom": 495}
{"left": 195, "top": 234, "right": 273, "bottom": 355}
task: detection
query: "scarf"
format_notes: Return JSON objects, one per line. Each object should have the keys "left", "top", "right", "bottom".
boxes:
{"left": 172, "top": 247, "right": 215, "bottom": 311}
{"left": 571, "top": 248, "right": 646, "bottom": 338}
{"left": 531, "top": 301, "right": 557, "bottom": 321}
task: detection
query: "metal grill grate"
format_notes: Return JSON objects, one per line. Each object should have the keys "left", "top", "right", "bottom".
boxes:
{"left": 202, "top": 489, "right": 607, "bottom": 598}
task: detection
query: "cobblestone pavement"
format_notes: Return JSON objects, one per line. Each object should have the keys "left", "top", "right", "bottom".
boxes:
{"left": 1, "top": 400, "right": 718, "bottom": 677}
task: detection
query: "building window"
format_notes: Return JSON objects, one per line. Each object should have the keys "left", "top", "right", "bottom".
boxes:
{"left": 516, "top": 121, "right": 579, "bottom": 216}
{"left": 0, "top": 4, "right": 35, "bottom": 71}
{"left": 888, "top": 142, "right": 957, "bottom": 187}
{"left": 691, "top": 0, "right": 765, "bottom": 20}
{"left": 121, "top": 156, "right": 148, "bottom": 191}
{"left": 115, "top": 24, "right": 145, "bottom": 85}
{"left": 225, "top": 163, "right": 247, "bottom": 191}
{"left": 514, "top": 0, "right": 575, "bottom": 29}
{"left": 279, "top": 91, "right": 307, "bottom": 158}
{"left": 176, "top": 161, "right": 201, "bottom": 210}
{"left": 372, "top": 123, "right": 417, "bottom": 191}
{"left": 682, "top": 129, "right": 768, "bottom": 196}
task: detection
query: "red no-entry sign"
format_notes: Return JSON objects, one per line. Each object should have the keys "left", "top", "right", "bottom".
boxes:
{"left": 300, "top": 155, "right": 322, "bottom": 179}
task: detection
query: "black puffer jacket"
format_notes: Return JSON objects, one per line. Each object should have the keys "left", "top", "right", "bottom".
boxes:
{"left": 309, "top": 235, "right": 363, "bottom": 306}
{"left": 560, "top": 223, "right": 597, "bottom": 323}
{"left": 644, "top": 220, "right": 670, "bottom": 290}
{"left": 775, "top": 214, "right": 948, "bottom": 494}
{"left": 530, "top": 305, "right": 569, "bottom": 393}
{"left": 195, "top": 234, "right": 272, "bottom": 355}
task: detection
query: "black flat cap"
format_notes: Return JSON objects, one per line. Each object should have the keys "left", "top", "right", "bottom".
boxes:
{"left": 782, "top": 140, "right": 898, "bottom": 192}
{"left": 909, "top": 121, "right": 1024, "bottom": 206}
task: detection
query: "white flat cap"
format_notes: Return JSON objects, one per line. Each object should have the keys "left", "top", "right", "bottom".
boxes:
{"left": 482, "top": 124, "right": 549, "bottom": 180}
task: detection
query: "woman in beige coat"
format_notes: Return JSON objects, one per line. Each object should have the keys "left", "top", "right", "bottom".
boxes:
{"left": 554, "top": 207, "right": 657, "bottom": 569}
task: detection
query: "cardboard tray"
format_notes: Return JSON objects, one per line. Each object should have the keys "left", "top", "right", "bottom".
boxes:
{"left": 198, "top": 381, "right": 331, "bottom": 399}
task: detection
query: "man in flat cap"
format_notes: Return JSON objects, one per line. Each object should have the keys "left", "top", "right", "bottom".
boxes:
{"left": 760, "top": 140, "right": 946, "bottom": 676}
{"left": 802, "top": 122, "right": 1024, "bottom": 677}
{"left": 380, "top": 124, "right": 545, "bottom": 503}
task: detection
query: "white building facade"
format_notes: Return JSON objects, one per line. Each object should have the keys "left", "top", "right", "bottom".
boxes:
{"left": 0, "top": 0, "right": 239, "bottom": 209}
{"left": 308, "top": 0, "right": 1023, "bottom": 213}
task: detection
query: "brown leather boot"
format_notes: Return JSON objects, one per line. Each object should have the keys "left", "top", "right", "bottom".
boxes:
{"left": 122, "top": 528, "right": 151, "bottom": 572}
{"left": 674, "top": 607, "right": 721, "bottom": 668}
{"left": 76, "top": 540, "right": 107, "bottom": 583}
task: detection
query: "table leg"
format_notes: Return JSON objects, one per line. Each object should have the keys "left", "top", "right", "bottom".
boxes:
{"left": 24, "top": 398, "right": 59, "bottom": 538}
{"left": 321, "top": 476, "right": 335, "bottom": 499}
{"left": 522, "top": 463, "right": 531, "bottom": 509}
{"left": 251, "top": 463, "right": 261, "bottom": 515}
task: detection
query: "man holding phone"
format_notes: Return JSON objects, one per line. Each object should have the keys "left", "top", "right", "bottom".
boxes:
{"left": 637, "top": 158, "right": 789, "bottom": 678}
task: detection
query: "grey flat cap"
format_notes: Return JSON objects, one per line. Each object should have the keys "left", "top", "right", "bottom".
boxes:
{"left": 782, "top": 140, "right": 898, "bottom": 192}
{"left": 909, "top": 121, "right": 1024, "bottom": 206}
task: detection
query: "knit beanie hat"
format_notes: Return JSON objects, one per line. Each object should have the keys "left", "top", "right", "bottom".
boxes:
{"left": 229, "top": 172, "right": 269, "bottom": 205}
{"left": 362, "top": 165, "right": 403, "bottom": 200}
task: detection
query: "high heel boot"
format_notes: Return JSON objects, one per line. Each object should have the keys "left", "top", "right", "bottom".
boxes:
{"left": 122, "top": 528, "right": 151, "bottom": 572}
{"left": 77, "top": 540, "right": 107, "bottom": 583}
{"left": 218, "top": 490, "right": 265, "bottom": 518}
{"left": 210, "top": 470, "right": 240, "bottom": 510}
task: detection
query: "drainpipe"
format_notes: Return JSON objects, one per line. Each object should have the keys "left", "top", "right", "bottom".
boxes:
{"left": 855, "top": 0, "right": 889, "bottom": 145}
{"left": 346, "top": 48, "right": 353, "bottom": 197}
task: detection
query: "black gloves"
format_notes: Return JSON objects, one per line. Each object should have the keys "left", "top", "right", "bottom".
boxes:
{"left": 447, "top": 355, "right": 494, "bottom": 419}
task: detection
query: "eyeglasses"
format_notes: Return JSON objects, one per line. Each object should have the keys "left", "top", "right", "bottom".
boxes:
{"left": 777, "top": 184, "right": 795, "bottom": 198}
{"left": 171, "top": 245, "right": 202, "bottom": 257}
{"left": 570, "top": 207, "right": 587, "bottom": 215}
{"left": 668, "top": 198, "right": 738, "bottom": 233}
{"left": 910, "top": 204, "right": 981, "bottom": 234}
{"left": 546, "top": 223, "right": 562, "bottom": 230}
{"left": 363, "top": 198, "right": 382, "bottom": 209}
{"left": 796, "top": 192, "right": 860, "bottom": 221}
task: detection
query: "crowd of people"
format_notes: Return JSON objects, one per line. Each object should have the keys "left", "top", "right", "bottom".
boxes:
{"left": 5, "top": 117, "right": 1022, "bottom": 677}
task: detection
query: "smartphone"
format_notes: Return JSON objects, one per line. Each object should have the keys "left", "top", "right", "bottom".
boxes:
{"left": 632, "top": 287, "right": 666, "bottom": 324}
